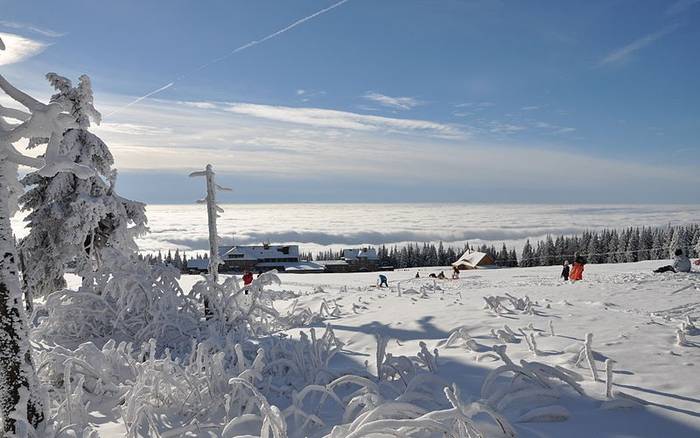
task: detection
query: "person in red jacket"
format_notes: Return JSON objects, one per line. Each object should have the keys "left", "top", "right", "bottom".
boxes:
{"left": 241, "top": 271, "right": 254, "bottom": 295}
{"left": 570, "top": 255, "right": 586, "bottom": 281}
{"left": 243, "top": 271, "right": 254, "bottom": 286}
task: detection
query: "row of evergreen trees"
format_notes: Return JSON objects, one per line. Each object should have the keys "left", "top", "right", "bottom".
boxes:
{"left": 520, "top": 224, "right": 700, "bottom": 267}
{"left": 138, "top": 249, "right": 196, "bottom": 271}
{"left": 311, "top": 223, "right": 700, "bottom": 269}
{"left": 313, "top": 242, "right": 518, "bottom": 269}
{"left": 147, "top": 223, "right": 700, "bottom": 272}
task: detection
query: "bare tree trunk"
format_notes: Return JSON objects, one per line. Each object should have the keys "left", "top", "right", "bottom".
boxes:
{"left": 0, "top": 176, "right": 43, "bottom": 434}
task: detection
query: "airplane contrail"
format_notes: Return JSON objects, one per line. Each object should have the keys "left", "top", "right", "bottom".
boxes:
{"left": 106, "top": 82, "right": 174, "bottom": 116}
{"left": 106, "top": 0, "right": 351, "bottom": 118}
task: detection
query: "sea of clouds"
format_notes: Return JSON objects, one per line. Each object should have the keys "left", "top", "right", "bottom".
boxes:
{"left": 12, "top": 203, "right": 700, "bottom": 255}
{"left": 127, "top": 203, "right": 700, "bottom": 255}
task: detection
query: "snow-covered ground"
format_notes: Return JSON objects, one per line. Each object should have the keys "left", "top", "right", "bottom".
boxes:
{"left": 65, "top": 260, "right": 700, "bottom": 437}
{"left": 193, "top": 260, "right": 697, "bottom": 437}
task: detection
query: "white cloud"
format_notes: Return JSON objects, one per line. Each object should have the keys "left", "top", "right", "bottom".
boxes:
{"left": 223, "top": 102, "right": 463, "bottom": 138}
{"left": 521, "top": 105, "right": 540, "bottom": 111}
{"left": 0, "top": 20, "right": 64, "bottom": 38}
{"left": 295, "top": 89, "right": 326, "bottom": 102}
{"left": 363, "top": 92, "right": 422, "bottom": 110}
{"left": 454, "top": 102, "right": 495, "bottom": 112}
{"left": 0, "top": 32, "right": 47, "bottom": 66}
{"left": 599, "top": 25, "right": 680, "bottom": 66}
{"left": 19, "top": 92, "right": 690, "bottom": 202}
{"left": 488, "top": 122, "right": 527, "bottom": 134}
{"left": 177, "top": 101, "right": 219, "bottom": 110}
{"left": 666, "top": 0, "right": 700, "bottom": 15}
{"left": 96, "top": 122, "right": 173, "bottom": 136}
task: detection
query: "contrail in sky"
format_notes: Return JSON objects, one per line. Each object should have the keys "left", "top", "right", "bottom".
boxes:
{"left": 106, "top": 0, "right": 352, "bottom": 118}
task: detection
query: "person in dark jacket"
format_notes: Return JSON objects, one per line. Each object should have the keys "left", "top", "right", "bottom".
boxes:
{"left": 561, "top": 260, "right": 570, "bottom": 281}
{"left": 378, "top": 274, "right": 389, "bottom": 288}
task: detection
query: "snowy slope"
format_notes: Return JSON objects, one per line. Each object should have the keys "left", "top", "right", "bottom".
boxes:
{"left": 243, "top": 261, "right": 700, "bottom": 437}
{"left": 81, "top": 260, "right": 700, "bottom": 437}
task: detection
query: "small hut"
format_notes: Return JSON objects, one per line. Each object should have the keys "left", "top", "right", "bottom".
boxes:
{"left": 451, "top": 250, "right": 496, "bottom": 270}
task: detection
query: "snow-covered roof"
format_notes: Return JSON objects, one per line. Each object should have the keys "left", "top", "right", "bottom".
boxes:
{"left": 255, "top": 261, "right": 325, "bottom": 272}
{"left": 223, "top": 245, "right": 299, "bottom": 261}
{"left": 186, "top": 258, "right": 209, "bottom": 270}
{"left": 342, "top": 248, "right": 378, "bottom": 261}
{"left": 218, "top": 245, "right": 234, "bottom": 257}
{"left": 452, "top": 250, "right": 494, "bottom": 268}
{"left": 316, "top": 260, "right": 350, "bottom": 266}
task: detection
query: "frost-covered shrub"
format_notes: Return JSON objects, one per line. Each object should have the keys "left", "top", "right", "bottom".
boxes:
{"left": 34, "top": 321, "right": 525, "bottom": 438}
{"left": 33, "top": 250, "right": 199, "bottom": 352}
{"left": 483, "top": 293, "right": 537, "bottom": 316}
{"left": 481, "top": 345, "right": 584, "bottom": 423}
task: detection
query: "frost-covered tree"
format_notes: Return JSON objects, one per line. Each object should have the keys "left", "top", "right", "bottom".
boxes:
{"left": 18, "top": 73, "right": 147, "bottom": 299}
{"left": 625, "top": 229, "right": 640, "bottom": 263}
{"left": 520, "top": 239, "right": 534, "bottom": 267}
{"left": 651, "top": 228, "right": 665, "bottom": 260}
{"left": 189, "top": 164, "right": 231, "bottom": 281}
{"left": 667, "top": 226, "right": 691, "bottom": 258}
{"left": 190, "top": 164, "right": 231, "bottom": 317}
{"left": 0, "top": 71, "right": 98, "bottom": 435}
{"left": 0, "top": 109, "right": 46, "bottom": 435}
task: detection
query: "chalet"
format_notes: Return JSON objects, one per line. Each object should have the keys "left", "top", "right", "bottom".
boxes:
{"left": 187, "top": 244, "right": 324, "bottom": 273}
{"left": 316, "top": 259, "right": 351, "bottom": 273}
{"left": 342, "top": 247, "right": 379, "bottom": 271}
{"left": 451, "top": 250, "right": 496, "bottom": 270}
{"left": 186, "top": 257, "right": 209, "bottom": 274}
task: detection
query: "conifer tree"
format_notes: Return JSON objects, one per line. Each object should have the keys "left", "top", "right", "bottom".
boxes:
{"left": 19, "top": 74, "right": 147, "bottom": 299}
{"left": 0, "top": 71, "right": 102, "bottom": 435}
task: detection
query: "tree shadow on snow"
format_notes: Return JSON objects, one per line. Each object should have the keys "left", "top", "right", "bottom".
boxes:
{"left": 615, "top": 382, "right": 700, "bottom": 411}
{"left": 323, "top": 316, "right": 450, "bottom": 342}
{"left": 432, "top": 357, "right": 700, "bottom": 438}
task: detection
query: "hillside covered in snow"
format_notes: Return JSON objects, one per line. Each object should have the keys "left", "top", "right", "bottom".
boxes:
{"left": 57, "top": 260, "right": 700, "bottom": 437}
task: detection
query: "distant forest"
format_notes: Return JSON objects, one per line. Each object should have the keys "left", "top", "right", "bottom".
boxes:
{"left": 142, "top": 223, "right": 700, "bottom": 271}
{"left": 315, "top": 223, "right": 700, "bottom": 269}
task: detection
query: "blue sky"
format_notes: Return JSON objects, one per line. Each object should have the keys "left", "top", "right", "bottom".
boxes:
{"left": 1, "top": 0, "right": 699, "bottom": 203}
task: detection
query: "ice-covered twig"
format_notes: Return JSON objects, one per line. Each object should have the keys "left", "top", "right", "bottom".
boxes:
{"left": 676, "top": 328, "right": 688, "bottom": 347}
{"left": 574, "top": 332, "right": 599, "bottom": 381}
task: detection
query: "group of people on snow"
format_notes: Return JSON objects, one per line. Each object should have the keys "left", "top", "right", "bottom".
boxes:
{"left": 559, "top": 248, "right": 695, "bottom": 282}
{"left": 382, "top": 248, "right": 696, "bottom": 288}
{"left": 414, "top": 266, "right": 462, "bottom": 280}
{"left": 560, "top": 254, "right": 587, "bottom": 281}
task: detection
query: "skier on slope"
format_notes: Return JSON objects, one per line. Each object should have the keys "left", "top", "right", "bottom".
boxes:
{"left": 378, "top": 274, "right": 389, "bottom": 288}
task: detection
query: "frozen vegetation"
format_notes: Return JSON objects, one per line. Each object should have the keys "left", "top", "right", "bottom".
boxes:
{"left": 0, "top": 68, "right": 698, "bottom": 437}
{"left": 30, "top": 261, "right": 700, "bottom": 437}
